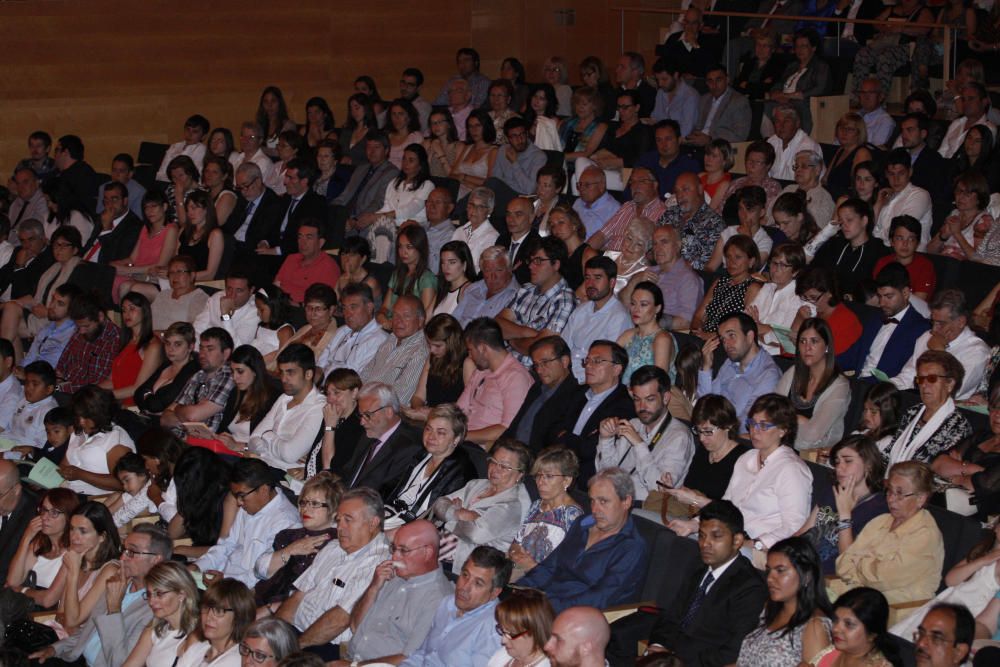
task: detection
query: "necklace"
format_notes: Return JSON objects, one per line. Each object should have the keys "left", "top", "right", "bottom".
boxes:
{"left": 508, "top": 652, "right": 546, "bottom": 667}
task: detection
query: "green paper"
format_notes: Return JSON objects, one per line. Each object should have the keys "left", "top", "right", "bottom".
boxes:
{"left": 870, "top": 368, "right": 890, "bottom": 382}
{"left": 0, "top": 436, "right": 18, "bottom": 451}
{"left": 769, "top": 326, "right": 796, "bottom": 355}
{"left": 27, "top": 457, "right": 65, "bottom": 489}
{"left": 961, "top": 403, "right": 989, "bottom": 415}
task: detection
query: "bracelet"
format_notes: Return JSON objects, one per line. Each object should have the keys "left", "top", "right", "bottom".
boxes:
{"left": 836, "top": 519, "right": 853, "bottom": 532}
{"left": 324, "top": 425, "right": 336, "bottom": 432}
{"left": 280, "top": 551, "right": 290, "bottom": 565}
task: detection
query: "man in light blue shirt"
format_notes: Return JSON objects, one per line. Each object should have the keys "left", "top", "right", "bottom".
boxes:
{"left": 400, "top": 545, "right": 509, "bottom": 667}
{"left": 696, "top": 312, "right": 781, "bottom": 424}
{"left": 452, "top": 247, "right": 519, "bottom": 327}
{"left": 650, "top": 58, "right": 699, "bottom": 137}
{"left": 857, "top": 78, "right": 895, "bottom": 148}
{"left": 21, "top": 282, "right": 78, "bottom": 369}
{"left": 572, "top": 167, "right": 621, "bottom": 239}
{"left": 561, "top": 256, "right": 632, "bottom": 381}
{"left": 492, "top": 117, "right": 546, "bottom": 195}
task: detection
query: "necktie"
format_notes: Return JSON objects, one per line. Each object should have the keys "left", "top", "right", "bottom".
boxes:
{"left": 680, "top": 572, "right": 714, "bottom": 631}
{"left": 235, "top": 200, "right": 256, "bottom": 243}
{"left": 280, "top": 197, "right": 299, "bottom": 234}
{"left": 509, "top": 241, "right": 520, "bottom": 263}
{"left": 352, "top": 438, "right": 381, "bottom": 485}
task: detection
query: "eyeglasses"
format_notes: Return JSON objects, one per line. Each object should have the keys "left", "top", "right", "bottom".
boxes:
{"left": 691, "top": 426, "right": 721, "bottom": 437}
{"left": 532, "top": 356, "right": 560, "bottom": 366}
{"left": 914, "top": 374, "right": 951, "bottom": 386}
{"left": 359, "top": 405, "right": 389, "bottom": 421}
{"left": 791, "top": 163, "right": 815, "bottom": 171}
{"left": 769, "top": 261, "right": 793, "bottom": 270}
{"left": 745, "top": 419, "right": 778, "bottom": 432}
{"left": 239, "top": 643, "right": 274, "bottom": 663}
{"left": 52, "top": 241, "right": 76, "bottom": 249}
{"left": 123, "top": 547, "right": 159, "bottom": 558}
{"left": 487, "top": 457, "right": 523, "bottom": 472}
{"left": 496, "top": 624, "right": 530, "bottom": 639}
{"left": 297, "top": 499, "right": 329, "bottom": 510}
{"left": 231, "top": 484, "right": 263, "bottom": 502}
{"left": 886, "top": 489, "right": 920, "bottom": 500}
{"left": 581, "top": 357, "right": 617, "bottom": 367}
{"left": 912, "top": 628, "right": 955, "bottom": 647}
{"left": 527, "top": 257, "right": 554, "bottom": 266}
{"left": 202, "top": 605, "right": 235, "bottom": 617}
{"left": 801, "top": 292, "right": 824, "bottom": 304}
{"left": 533, "top": 472, "right": 568, "bottom": 482}
{"left": 389, "top": 543, "right": 430, "bottom": 556}
{"left": 142, "top": 589, "right": 172, "bottom": 600}
{"left": 37, "top": 506, "right": 63, "bottom": 518}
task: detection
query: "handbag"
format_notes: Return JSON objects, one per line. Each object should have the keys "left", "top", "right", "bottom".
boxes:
{"left": 4, "top": 618, "right": 59, "bottom": 653}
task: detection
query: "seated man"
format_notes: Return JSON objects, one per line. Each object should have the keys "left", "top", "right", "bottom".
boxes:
{"left": 155, "top": 114, "right": 210, "bottom": 181}
{"left": 872, "top": 149, "right": 933, "bottom": 249}
{"left": 423, "top": 187, "right": 458, "bottom": 273}
{"left": 560, "top": 256, "right": 632, "bottom": 382}
{"left": 685, "top": 64, "right": 751, "bottom": 146}
{"left": 588, "top": 166, "right": 668, "bottom": 252}
{"left": 0, "top": 220, "right": 54, "bottom": 313}
{"left": 620, "top": 225, "right": 703, "bottom": 331}
{"left": 13, "top": 130, "right": 56, "bottom": 185}
{"left": 451, "top": 246, "right": 520, "bottom": 327}
{"left": 82, "top": 181, "right": 142, "bottom": 264}
{"left": 96, "top": 153, "right": 146, "bottom": 218}
{"left": 697, "top": 312, "right": 781, "bottom": 424}
{"left": 650, "top": 57, "right": 700, "bottom": 136}
{"left": 632, "top": 500, "right": 767, "bottom": 666}
{"left": 340, "top": 520, "right": 453, "bottom": 666}
{"left": 32, "top": 526, "right": 172, "bottom": 667}
{"left": 192, "top": 269, "right": 261, "bottom": 347}
{"left": 54, "top": 291, "right": 122, "bottom": 394}
{"left": 362, "top": 295, "right": 429, "bottom": 405}
{"left": 193, "top": 458, "right": 300, "bottom": 586}
{"left": 892, "top": 290, "right": 991, "bottom": 400}
{"left": 490, "top": 117, "right": 546, "bottom": 196}
{"left": 20, "top": 282, "right": 79, "bottom": 370}
{"left": 856, "top": 78, "right": 895, "bottom": 149}
{"left": 911, "top": 603, "right": 974, "bottom": 667}
{"left": 502, "top": 336, "right": 583, "bottom": 454}
{"left": 496, "top": 236, "right": 576, "bottom": 364}
{"left": 571, "top": 167, "right": 621, "bottom": 240}
{"left": 633, "top": 120, "right": 701, "bottom": 205}
{"left": 657, "top": 171, "right": 725, "bottom": 270}
{"left": 939, "top": 81, "right": 997, "bottom": 159}
{"left": 496, "top": 196, "right": 540, "bottom": 285}
{"left": 432, "top": 47, "right": 492, "bottom": 109}
{"left": 596, "top": 365, "right": 695, "bottom": 502}
{"left": 0, "top": 459, "right": 40, "bottom": 579}
{"left": 399, "top": 545, "right": 509, "bottom": 666}
{"left": 518, "top": 468, "right": 649, "bottom": 613}
{"left": 225, "top": 162, "right": 284, "bottom": 264}
{"left": 52, "top": 134, "right": 100, "bottom": 218}
{"left": 318, "top": 282, "right": 388, "bottom": 376}
{"left": 229, "top": 121, "right": 279, "bottom": 190}
{"left": 545, "top": 606, "right": 612, "bottom": 667}
{"left": 159, "top": 327, "right": 235, "bottom": 432}
{"left": 341, "top": 382, "right": 422, "bottom": 491}
{"left": 766, "top": 104, "right": 821, "bottom": 181}
{"left": 245, "top": 343, "right": 325, "bottom": 471}
{"left": 333, "top": 131, "right": 400, "bottom": 238}
{"left": 276, "top": 488, "right": 390, "bottom": 661}
{"left": 457, "top": 317, "right": 534, "bottom": 449}
{"left": 274, "top": 218, "right": 341, "bottom": 306}
{"left": 9, "top": 166, "right": 48, "bottom": 231}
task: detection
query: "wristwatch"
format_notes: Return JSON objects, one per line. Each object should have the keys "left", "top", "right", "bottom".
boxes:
{"left": 221, "top": 313, "right": 231, "bottom": 321}
{"left": 754, "top": 539, "right": 765, "bottom": 552}
{"left": 324, "top": 425, "right": 336, "bottom": 432}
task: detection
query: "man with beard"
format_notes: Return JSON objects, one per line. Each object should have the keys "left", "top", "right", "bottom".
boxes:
{"left": 559, "top": 256, "right": 632, "bottom": 382}
{"left": 54, "top": 291, "right": 122, "bottom": 394}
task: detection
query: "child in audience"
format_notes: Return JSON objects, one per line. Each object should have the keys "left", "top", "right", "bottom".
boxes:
{"left": 104, "top": 453, "right": 157, "bottom": 527}
{"left": 31, "top": 407, "right": 74, "bottom": 466}
{"left": 4, "top": 360, "right": 58, "bottom": 450}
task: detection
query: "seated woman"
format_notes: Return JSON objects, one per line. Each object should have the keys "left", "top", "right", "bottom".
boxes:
{"left": 40, "top": 178, "right": 94, "bottom": 243}
{"left": 201, "top": 154, "right": 237, "bottom": 228}
{"left": 112, "top": 190, "right": 179, "bottom": 303}
{"left": 254, "top": 472, "right": 342, "bottom": 610}
{"left": 700, "top": 139, "right": 734, "bottom": 213}
{"left": 948, "top": 124, "right": 1000, "bottom": 192}
{"left": 207, "top": 128, "right": 237, "bottom": 163}
{"left": 793, "top": 266, "right": 863, "bottom": 358}
{"left": 256, "top": 85, "right": 298, "bottom": 159}
{"left": 559, "top": 86, "right": 608, "bottom": 172}
{"left": 489, "top": 589, "right": 555, "bottom": 667}
{"left": 121, "top": 561, "right": 200, "bottom": 667}
{"left": 579, "top": 55, "right": 618, "bottom": 122}
{"left": 301, "top": 96, "right": 335, "bottom": 150}
{"left": 384, "top": 403, "right": 479, "bottom": 531}
{"left": 340, "top": 93, "right": 377, "bottom": 167}
{"left": 296, "top": 368, "right": 364, "bottom": 481}
{"left": 707, "top": 186, "right": 773, "bottom": 273}
{"left": 798, "top": 435, "right": 889, "bottom": 575}
{"left": 931, "top": 385, "right": 1000, "bottom": 520}
{"left": 543, "top": 56, "right": 573, "bottom": 117}
{"left": 406, "top": 314, "right": 468, "bottom": 422}
{"left": 813, "top": 199, "right": 890, "bottom": 302}
{"left": 746, "top": 242, "right": 811, "bottom": 356}
{"left": 219, "top": 618, "right": 297, "bottom": 667}
{"left": 174, "top": 578, "right": 257, "bottom": 667}
{"left": 812, "top": 587, "right": 899, "bottom": 667}
{"left": 882, "top": 350, "right": 973, "bottom": 467}
{"left": 6, "top": 488, "right": 79, "bottom": 609}
{"left": 502, "top": 56, "right": 531, "bottom": 114}
{"left": 176, "top": 190, "right": 226, "bottom": 282}
{"left": 334, "top": 236, "right": 382, "bottom": 308}
{"left": 133, "top": 322, "right": 200, "bottom": 422}
{"left": 692, "top": 234, "right": 761, "bottom": 334}
{"left": 669, "top": 394, "right": 813, "bottom": 559}
{"left": 386, "top": 98, "right": 424, "bottom": 170}
{"left": 823, "top": 113, "right": 875, "bottom": 202}
{"left": 487, "top": 79, "right": 519, "bottom": 144}
{"left": 574, "top": 89, "right": 649, "bottom": 192}
{"left": 546, "top": 205, "right": 597, "bottom": 292}
{"left": 607, "top": 216, "right": 653, "bottom": 298}
{"left": 100, "top": 292, "right": 163, "bottom": 408}
{"left": 60, "top": 385, "right": 134, "bottom": 496}
{"left": 765, "top": 28, "right": 831, "bottom": 135}
{"left": 508, "top": 447, "right": 583, "bottom": 577}
{"left": 736, "top": 537, "right": 832, "bottom": 667}
{"left": 451, "top": 109, "right": 498, "bottom": 201}
{"left": 431, "top": 438, "right": 532, "bottom": 574}
{"left": 775, "top": 318, "right": 851, "bottom": 451}
{"left": 134, "top": 428, "right": 184, "bottom": 522}
{"left": 668, "top": 344, "right": 700, "bottom": 421}
{"left": 150, "top": 256, "right": 209, "bottom": 333}
{"left": 376, "top": 143, "right": 434, "bottom": 254}
{"left": 424, "top": 108, "right": 464, "bottom": 178}
{"left": 838, "top": 160, "right": 880, "bottom": 212}
{"left": 723, "top": 142, "right": 782, "bottom": 220}
{"left": 433, "top": 241, "right": 476, "bottom": 317}
{"left": 854, "top": 381, "right": 902, "bottom": 455}
{"left": 524, "top": 83, "right": 563, "bottom": 152}
{"left": 165, "top": 447, "right": 236, "bottom": 561}
{"left": 215, "top": 345, "right": 280, "bottom": 452}
{"left": 312, "top": 139, "right": 351, "bottom": 203}
{"left": 927, "top": 171, "right": 995, "bottom": 262}
{"left": 376, "top": 225, "right": 437, "bottom": 330}
{"left": 831, "top": 461, "right": 945, "bottom": 622}
{"left": 163, "top": 155, "right": 202, "bottom": 227}
{"left": 735, "top": 31, "right": 787, "bottom": 102}
{"left": 618, "top": 281, "right": 674, "bottom": 384}
{"left": 771, "top": 191, "right": 821, "bottom": 258}
{"left": 274, "top": 283, "right": 339, "bottom": 367}
{"left": 532, "top": 166, "right": 568, "bottom": 237}
{"left": 248, "top": 285, "right": 294, "bottom": 360}
{"left": 778, "top": 150, "right": 836, "bottom": 230}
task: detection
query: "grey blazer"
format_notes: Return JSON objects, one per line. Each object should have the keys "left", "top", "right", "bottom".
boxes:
{"left": 697, "top": 88, "right": 751, "bottom": 143}
{"left": 331, "top": 161, "right": 400, "bottom": 217}
{"left": 54, "top": 584, "right": 154, "bottom": 667}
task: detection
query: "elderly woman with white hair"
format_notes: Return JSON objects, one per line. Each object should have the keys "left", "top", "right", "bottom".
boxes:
{"left": 452, "top": 186, "right": 500, "bottom": 274}
{"left": 608, "top": 216, "right": 654, "bottom": 296}
{"left": 774, "top": 149, "right": 836, "bottom": 229}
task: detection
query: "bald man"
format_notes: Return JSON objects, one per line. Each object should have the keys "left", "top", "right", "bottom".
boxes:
{"left": 339, "top": 520, "right": 452, "bottom": 666}
{"left": 0, "top": 459, "right": 40, "bottom": 578}
{"left": 656, "top": 171, "right": 724, "bottom": 271}
{"left": 545, "top": 606, "right": 611, "bottom": 667}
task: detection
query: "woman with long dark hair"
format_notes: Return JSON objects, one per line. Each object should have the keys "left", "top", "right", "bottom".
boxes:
{"left": 406, "top": 314, "right": 468, "bottom": 421}
{"left": 813, "top": 587, "right": 900, "bottom": 666}
{"left": 101, "top": 291, "right": 163, "bottom": 407}
{"left": 423, "top": 108, "right": 463, "bottom": 178}
{"left": 340, "top": 93, "right": 378, "bottom": 167}
{"left": 215, "top": 345, "right": 279, "bottom": 451}
{"left": 451, "top": 109, "right": 498, "bottom": 200}
{"left": 375, "top": 144, "right": 434, "bottom": 237}
{"left": 250, "top": 284, "right": 295, "bottom": 362}
{"left": 386, "top": 99, "right": 424, "bottom": 170}
{"left": 523, "top": 83, "right": 562, "bottom": 151}
{"left": 169, "top": 447, "right": 235, "bottom": 560}
{"left": 433, "top": 240, "right": 476, "bottom": 316}
{"left": 201, "top": 154, "right": 237, "bottom": 228}
{"left": 300, "top": 96, "right": 336, "bottom": 149}
{"left": 58, "top": 502, "right": 123, "bottom": 633}
{"left": 376, "top": 225, "right": 437, "bottom": 329}
{"left": 177, "top": 189, "right": 226, "bottom": 281}
{"left": 255, "top": 85, "right": 296, "bottom": 159}
{"left": 112, "top": 189, "right": 179, "bottom": 302}
{"left": 61, "top": 385, "right": 134, "bottom": 495}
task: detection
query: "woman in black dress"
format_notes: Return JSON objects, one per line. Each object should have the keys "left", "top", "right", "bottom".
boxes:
{"left": 404, "top": 314, "right": 468, "bottom": 422}
{"left": 297, "top": 368, "right": 364, "bottom": 480}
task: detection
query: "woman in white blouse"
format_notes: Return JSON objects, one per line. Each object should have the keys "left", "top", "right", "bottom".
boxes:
{"left": 374, "top": 144, "right": 435, "bottom": 258}
{"left": 121, "top": 562, "right": 200, "bottom": 667}
{"left": 775, "top": 318, "right": 851, "bottom": 451}
{"left": 746, "top": 242, "right": 813, "bottom": 356}
{"left": 386, "top": 99, "right": 425, "bottom": 170}
{"left": 60, "top": 386, "right": 135, "bottom": 496}
{"left": 175, "top": 579, "right": 257, "bottom": 667}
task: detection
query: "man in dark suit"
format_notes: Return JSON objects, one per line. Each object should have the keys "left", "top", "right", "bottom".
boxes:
{"left": 226, "top": 161, "right": 284, "bottom": 268}
{"left": 495, "top": 196, "right": 541, "bottom": 285}
{"left": 899, "top": 113, "right": 951, "bottom": 224}
{"left": 331, "top": 131, "right": 400, "bottom": 244}
{"left": 503, "top": 336, "right": 582, "bottom": 454}
{"left": 844, "top": 261, "right": 931, "bottom": 380}
{"left": 0, "top": 220, "right": 54, "bottom": 303}
{"left": 256, "top": 158, "right": 327, "bottom": 279}
{"left": 52, "top": 134, "right": 100, "bottom": 218}
{"left": 341, "top": 381, "right": 422, "bottom": 492}
{"left": 632, "top": 500, "right": 767, "bottom": 667}
{"left": 0, "top": 459, "right": 41, "bottom": 580}
{"left": 82, "top": 181, "right": 143, "bottom": 265}
{"left": 559, "top": 340, "right": 635, "bottom": 488}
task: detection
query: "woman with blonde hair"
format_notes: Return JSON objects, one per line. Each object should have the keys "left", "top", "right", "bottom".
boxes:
{"left": 824, "top": 113, "right": 874, "bottom": 200}
{"left": 122, "top": 561, "right": 201, "bottom": 667}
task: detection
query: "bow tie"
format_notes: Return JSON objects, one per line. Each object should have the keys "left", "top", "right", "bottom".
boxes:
{"left": 882, "top": 317, "right": 900, "bottom": 326}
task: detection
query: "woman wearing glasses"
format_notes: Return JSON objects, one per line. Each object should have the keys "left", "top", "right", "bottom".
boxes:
{"left": 431, "top": 439, "right": 532, "bottom": 574}
{"left": 881, "top": 350, "right": 973, "bottom": 468}
{"left": 122, "top": 561, "right": 200, "bottom": 667}
{"left": 488, "top": 588, "right": 555, "bottom": 667}
{"left": 238, "top": 618, "right": 298, "bottom": 667}
{"left": 176, "top": 578, "right": 256, "bottom": 667}
{"left": 508, "top": 447, "right": 582, "bottom": 579}
{"left": 669, "top": 394, "right": 812, "bottom": 568}
{"left": 6, "top": 488, "right": 79, "bottom": 608}
{"left": 253, "top": 472, "right": 343, "bottom": 609}
{"left": 745, "top": 243, "right": 812, "bottom": 356}
{"left": 830, "top": 461, "right": 944, "bottom": 622}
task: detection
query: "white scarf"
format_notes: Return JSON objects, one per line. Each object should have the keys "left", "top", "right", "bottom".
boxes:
{"left": 886, "top": 398, "right": 956, "bottom": 468}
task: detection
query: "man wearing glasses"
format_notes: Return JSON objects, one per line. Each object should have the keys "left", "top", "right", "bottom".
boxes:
{"left": 656, "top": 171, "right": 725, "bottom": 271}
{"left": 910, "top": 604, "right": 974, "bottom": 667}
{"left": 225, "top": 162, "right": 284, "bottom": 266}
{"left": 193, "top": 458, "right": 301, "bottom": 587}
{"left": 0, "top": 459, "right": 39, "bottom": 578}
{"left": 341, "top": 382, "right": 421, "bottom": 491}
{"left": 33, "top": 524, "right": 171, "bottom": 667}
{"left": 337, "top": 520, "right": 451, "bottom": 666}
{"left": 587, "top": 165, "right": 668, "bottom": 251}
{"left": 276, "top": 488, "right": 391, "bottom": 662}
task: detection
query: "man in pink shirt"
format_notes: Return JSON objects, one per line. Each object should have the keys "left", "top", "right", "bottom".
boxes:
{"left": 274, "top": 220, "right": 340, "bottom": 305}
{"left": 457, "top": 317, "right": 533, "bottom": 450}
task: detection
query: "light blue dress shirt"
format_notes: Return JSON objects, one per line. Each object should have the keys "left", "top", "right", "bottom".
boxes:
{"left": 400, "top": 596, "right": 501, "bottom": 667}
